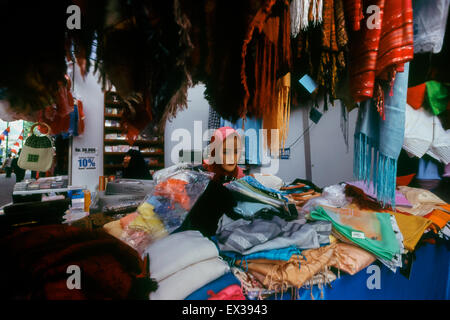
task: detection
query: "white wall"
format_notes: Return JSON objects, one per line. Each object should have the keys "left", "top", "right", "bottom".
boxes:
{"left": 164, "top": 84, "right": 358, "bottom": 188}
{"left": 71, "top": 65, "right": 104, "bottom": 192}
{"left": 164, "top": 84, "right": 210, "bottom": 167}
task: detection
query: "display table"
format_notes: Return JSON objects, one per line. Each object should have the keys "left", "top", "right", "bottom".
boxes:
{"left": 268, "top": 242, "right": 449, "bottom": 300}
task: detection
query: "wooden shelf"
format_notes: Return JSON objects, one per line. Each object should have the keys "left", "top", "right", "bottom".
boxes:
{"left": 104, "top": 91, "right": 164, "bottom": 175}
{"left": 104, "top": 152, "right": 164, "bottom": 156}
{"left": 104, "top": 113, "right": 123, "bottom": 119}
{"left": 104, "top": 126, "right": 123, "bottom": 132}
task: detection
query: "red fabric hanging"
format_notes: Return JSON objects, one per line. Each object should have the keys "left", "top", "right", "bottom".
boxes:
{"left": 348, "top": 0, "right": 414, "bottom": 107}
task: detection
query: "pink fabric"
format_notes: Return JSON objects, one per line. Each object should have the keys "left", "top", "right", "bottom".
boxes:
{"left": 207, "top": 284, "right": 246, "bottom": 300}
{"left": 347, "top": 181, "right": 412, "bottom": 207}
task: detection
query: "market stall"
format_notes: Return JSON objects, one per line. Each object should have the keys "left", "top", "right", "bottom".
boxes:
{"left": 0, "top": 0, "right": 449, "bottom": 301}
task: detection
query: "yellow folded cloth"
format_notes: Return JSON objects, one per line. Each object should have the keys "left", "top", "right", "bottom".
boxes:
{"left": 129, "top": 202, "right": 168, "bottom": 238}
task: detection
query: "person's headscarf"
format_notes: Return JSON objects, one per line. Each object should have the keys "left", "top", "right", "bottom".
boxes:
{"left": 203, "top": 126, "right": 245, "bottom": 182}
{"left": 123, "top": 149, "right": 152, "bottom": 180}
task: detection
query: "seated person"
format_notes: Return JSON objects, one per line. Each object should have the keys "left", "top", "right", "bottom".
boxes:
{"left": 122, "top": 149, "right": 152, "bottom": 180}
{"left": 202, "top": 126, "right": 245, "bottom": 184}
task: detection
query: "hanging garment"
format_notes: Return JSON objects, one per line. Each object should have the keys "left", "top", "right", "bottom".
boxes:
{"left": 354, "top": 63, "right": 410, "bottom": 207}
{"left": 343, "top": 0, "right": 363, "bottom": 31}
{"left": 221, "top": 117, "right": 263, "bottom": 165}
{"left": 416, "top": 157, "right": 442, "bottom": 180}
{"left": 310, "top": 206, "right": 401, "bottom": 261}
{"left": 413, "top": 0, "right": 450, "bottom": 54}
{"left": 407, "top": 83, "right": 427, "bottom": 110}
{"left": 194, "top": 0, "right": 279, "bottom": 121}
{"left": 426, "top": 81, "right": 450, "bottom": 116}
{"left": 248, "top": 0, "right": 292, "bottom": 118}
{"left": 216, "top": 214, "right": 331, "bottom": 255}
{"left": 348, "top": 0, "right": 413, "bottom": 106}
{"left": 208, "top": 106, "right": 222, "bottom": 130}
{"left": 263, "top": 72, "right": 292, "bottom": 153}
{"left": 290, "top": 0, "right": 324, "bottom": 37}
{"left": 403, "top": 104, "right": 450, "bottom": 165}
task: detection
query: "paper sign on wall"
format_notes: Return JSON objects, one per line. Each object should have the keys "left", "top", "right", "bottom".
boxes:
{"left": 74, "top": 147, "right": 98, "bottom": 170}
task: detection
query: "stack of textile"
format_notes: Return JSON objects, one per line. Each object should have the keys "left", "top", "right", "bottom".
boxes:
{"left": 302, "top": 181, "right": 450, "bottom": 279}
{"left": 225, "top": 176, "right": 298, "bottom": 221}
{"left": 143, "top": 230, "right": 233, "bottom": 300}
{"left": 210, "top": 175, "right": 342, "bottom": 299}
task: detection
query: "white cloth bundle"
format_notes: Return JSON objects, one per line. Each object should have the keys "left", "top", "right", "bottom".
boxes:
{"left": 253, "top": 173, "right": 284, "bottom": 190}
{"left": 144, "top": 230, "right": 219, "bottom": 282}
{"left": 403, "top": 104, "right": 450, "bottom": 165}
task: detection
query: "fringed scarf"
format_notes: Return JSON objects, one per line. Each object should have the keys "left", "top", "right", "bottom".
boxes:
{"left": 292, "top": 0, "right": 348, "bottom": 109}
{"left": 244, "top": 0, "right": 292, "bottom": 155}
{"left": 317, "top": 0, "right": 348, "bottom": 104}
{"left": 347, "top": 0, "right": 414, "bottom": 118}
{"left": 354, "top": 63, "right": 410, "bottom": 208}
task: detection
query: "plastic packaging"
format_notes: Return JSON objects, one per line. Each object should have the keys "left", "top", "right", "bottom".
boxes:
{"left": 121, "top": 169, "right": 212, "bottom": 254}
{"left": 301, "top": 184, "right": 349, "bottom": 215}
{"left": 152, "top": 163, "right": 203, "bottom": 184}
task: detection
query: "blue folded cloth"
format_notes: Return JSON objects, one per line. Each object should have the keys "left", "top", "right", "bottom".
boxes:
{"left": 219, "top": 246, "right": 304, "bottom": 271}
{"left": 185, "top": 272, "right": 241, "bottom": 300}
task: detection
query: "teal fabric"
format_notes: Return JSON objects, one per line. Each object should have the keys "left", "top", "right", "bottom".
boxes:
{"left": 219, "top": 246, "right": 305, "bottom": 271}
{"left": 354, "top": 63, "right": 410, "bottom": 207}
{"left": 310, "top": 206, "right": 400, "bottom": 261}
{"left": 233, "top": 201, "right": 279, "bottom": 220}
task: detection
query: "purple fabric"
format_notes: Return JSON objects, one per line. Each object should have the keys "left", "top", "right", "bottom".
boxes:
{"left": 346, "top": 181, "right": 412, "bottom": 207}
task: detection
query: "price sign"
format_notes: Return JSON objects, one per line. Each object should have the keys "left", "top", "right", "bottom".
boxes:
{"left": 74, "top": 147, "right": 98, "bottom": 170}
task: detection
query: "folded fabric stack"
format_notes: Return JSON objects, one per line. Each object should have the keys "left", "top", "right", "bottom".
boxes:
{"left": 215, "top": 201, "right": 339, "bottom": 299}
{"left": 310, "top": 206, "right": 403, "bottom": 272}
{"left": 225, "top": 176, "right": 297, "bottom": 221}
{"left": 144, "top": 230, "right": 230, "bottom": 300}
{"left": 301, "top": 180, "right": 450, "bottom": 277}
{"left": 280, "top": 182, "right": 322, "bottom": 208}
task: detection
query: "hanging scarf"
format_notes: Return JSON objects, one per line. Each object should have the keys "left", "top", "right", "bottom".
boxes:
{"left": 317, "top": 0, "right": 348, "bottom": 103}
{"left": 290, "top": 0, "right": 323, "bottom": 37}
{"left": 263, "top": 73, "right": 292, "bottom": 155}
{"left": 354, "top": 63, "right": 410, "bottom": 207}
{"left": 348, "top": 0, "right": 414, "bottom": 117}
